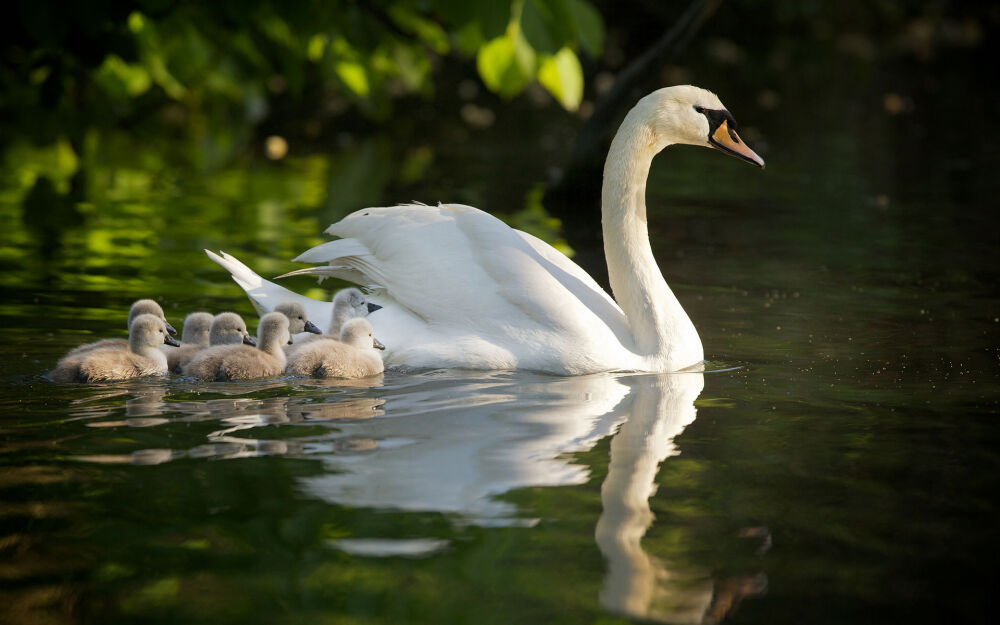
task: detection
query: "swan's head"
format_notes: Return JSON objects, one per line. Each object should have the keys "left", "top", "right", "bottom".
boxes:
{"left": 258, "top": 311, "right": 293, "bottom": 347}
{"left": 275, "top": 301, "right": 322, "bottom": 334}
{"left": 642, "top": 85, "right": 764, "bottom": 168}
{"left": 131, "top": 313, "right": 179, "bottom": 350}
{"left": 211, "top": 312, "right": 256, "bottom": 346}
{"left": 180, "top": 312, "right": 213, "bottom": 346}
{"left": 340, "top": 318, "right": 386, "bottom": 351}
{"left": 129, "top": 299, "right": 177, "bottom": 335}
{"left": 333, "top": 288, "right": 382, "bottom": 318}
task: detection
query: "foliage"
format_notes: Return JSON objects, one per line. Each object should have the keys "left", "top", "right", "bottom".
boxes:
{"left": 0, "top": 0, "right": 604, "bottom": 145}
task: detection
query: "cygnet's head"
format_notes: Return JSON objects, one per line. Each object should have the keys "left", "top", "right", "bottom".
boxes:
{"left": 129, "top": 299, "right": 177, "bottom": 335}
{"left": 130, "top": 313, "right": 179, "bottom": 350}
{"left": 636, "top": 85, "right": 764, "bottom": 168}
{"left": 274, "top": 301, "right": 321, "bottom": 334}
{"left": 180, "top": 312, "right": 213, "bottom": 346}
{"left": 333, "top": 288, "right": 382, "bottom": 318}
{"left": 211, "top": 312, "right": 256, "bottom": 346}
{"left": 258, "top": 311, "right": 293, "bottom": 347}
{"left": 339, "top": 318, "right": 385, "bottom": 351}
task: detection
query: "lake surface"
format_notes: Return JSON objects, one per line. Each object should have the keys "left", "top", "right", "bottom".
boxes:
{"left": 2, "top": 42, "right": 998, "bottom": 625}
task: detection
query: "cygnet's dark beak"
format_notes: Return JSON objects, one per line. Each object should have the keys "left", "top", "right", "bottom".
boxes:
{"left": 304, "top": 320, "right": 322, "bottom": 334}
{"left": 164, "top": 335, "right": 180, "bottom": 347}
{"left": 243, "top": 334, "right": 257, "bottom": 346}
{"left": 367, "top": 303, "right": 382, "bottom": 313}
{"left": 373, "top": 337, "right": 385, "bottom": 351}
{"left": 165, "top": 321, "right": 177, "bottom": 335}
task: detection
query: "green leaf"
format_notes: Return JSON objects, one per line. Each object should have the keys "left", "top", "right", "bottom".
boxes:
{"left": 335, "top": 61, "right": 370, "bottom": 97}
{"left": 453, "top": 21, "right": 485, "bottom": 57}
{"left": 96, "top": 55, "right": 152, "bottom": 98}
{"left": 537, "top": 47, "right": 583, "bottom": 111}
{"left": 521, "top": 0, "right": 558, "bottom": 54}
{"left": 564, "top": 0, "right": 604, "bottom": 56}
{"left": 388, "top": 6, "right": 451, "bottom": 55}
{"left": 476, "top": 34, "right": 536, "bottom": 99}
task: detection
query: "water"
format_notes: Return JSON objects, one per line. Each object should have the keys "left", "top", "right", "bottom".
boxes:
{"left": 2, "top": 43, "right": 999, "bottom": 625}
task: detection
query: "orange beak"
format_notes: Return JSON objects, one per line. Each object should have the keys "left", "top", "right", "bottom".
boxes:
{"left": 710, "top": 120, "right": 765, "bottom": 168}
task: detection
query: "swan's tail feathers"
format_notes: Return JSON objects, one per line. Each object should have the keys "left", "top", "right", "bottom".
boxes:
{"left": 205, "top": 249, "right": 303, "bottom": 316}
{"left": 204, "top": 249, "right": 265, "bottom": 293}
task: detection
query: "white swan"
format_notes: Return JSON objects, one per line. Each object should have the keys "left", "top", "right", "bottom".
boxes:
{"left": 212, "top": 86, "right": 762, "bottom": 374}
{"left": 277, "top": 86, "right": 763, "bottom": 374}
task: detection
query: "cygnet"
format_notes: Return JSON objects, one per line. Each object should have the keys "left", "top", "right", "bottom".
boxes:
{"left": 286, "top": 288, "right": 381, "bottom": 356}
{"left": 183, "top": 312, "right": 291, "bottom": 380}
{"left": 65, "top": 299, "right": 177, "bottom": 357}
{"left": 285, "top": 318, "right": 385, "bottom": 378}
{"left": 274, "top": 301, "right": 322, "bottom": 335}
{"left": 172, "top": 312, "right": 256, "bottom": 373}
{"left": 50, "top": 314, "right": 179, "bottom": 382}
{"left": 162, "top": 311, "right": 213, "bottom": 373}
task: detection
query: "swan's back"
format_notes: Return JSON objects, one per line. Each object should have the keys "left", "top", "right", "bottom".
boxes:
{"left": 293, "top": 204, "right": 636, "bottom": 373}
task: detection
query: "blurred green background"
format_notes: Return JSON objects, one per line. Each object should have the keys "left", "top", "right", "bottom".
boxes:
{"left": 2, "top": 0, "right": 996, "bottom": 298}
{"left": 1, "top": 4, "right": 999, "bottom": 624}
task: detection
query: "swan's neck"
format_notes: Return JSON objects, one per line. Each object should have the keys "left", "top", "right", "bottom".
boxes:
{"left": 602, "top": 113, "right": 703, "bottom": 367}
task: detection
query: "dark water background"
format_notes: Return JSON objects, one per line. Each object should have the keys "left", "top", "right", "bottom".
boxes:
{"left": 2, "top": 7, "right": 999, "bottom": 625}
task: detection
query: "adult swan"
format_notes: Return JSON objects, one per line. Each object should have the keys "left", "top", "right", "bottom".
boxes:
{"left": 215, "top": 86, "right": 764, "bottom": 375}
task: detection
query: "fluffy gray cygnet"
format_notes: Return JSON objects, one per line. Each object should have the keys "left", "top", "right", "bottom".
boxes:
{"left": 163, "top": 311, "right": 212, "bottom": 373}
{"left": 65, "top": 299, "right": 177, "bottom": 358}
{"left": 273, "top": 301, "right": 322, "bottom": 335}
{"left": 285, "top": 288, "right": 381, "bottom": 357}
{"left": 285, "top": 318, "right": 385, "bottom": 379}
{"left": 170, "top": 312, "right": 255, "bottom": 373}
{"left": 182, "top": 312, "right": 291, "bottom": 381}
{"left": 50, "top": 314, "right": 179, "bottom": 382}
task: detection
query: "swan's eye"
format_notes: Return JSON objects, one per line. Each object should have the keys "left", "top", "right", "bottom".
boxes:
{"left": 694, "top": 105, "right": 705, "bottom": 113}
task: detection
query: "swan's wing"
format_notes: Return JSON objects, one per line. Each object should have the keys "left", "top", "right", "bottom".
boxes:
{"left": 291, "top": 204, "right": 630, "bottom": 345}
{"left": 513, "top": 230, "right": 626, "bottom": 325}
{"left": 204, "top": 250, "right": 332, "bottom": 327}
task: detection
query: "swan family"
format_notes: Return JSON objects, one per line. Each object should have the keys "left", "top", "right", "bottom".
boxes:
{"left": 49, "top": 294, "right": 383, "bottom": 382}
{"left": 50, "top": 85, "right": 762, "bottom": 381}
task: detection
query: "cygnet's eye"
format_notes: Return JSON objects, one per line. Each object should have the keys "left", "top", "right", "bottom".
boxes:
{"left": 298, "top": 316, "right": 303, "bottom": 320}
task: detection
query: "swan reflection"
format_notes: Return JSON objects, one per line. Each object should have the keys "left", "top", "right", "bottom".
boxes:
{"left": 65, "top": 369, "right": 763, "bottom": 623}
